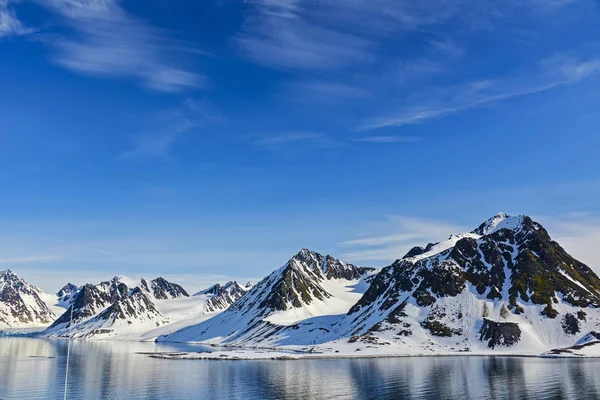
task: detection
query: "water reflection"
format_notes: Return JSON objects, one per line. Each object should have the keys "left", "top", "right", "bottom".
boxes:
{"left": 1, "top": 338, "right": 600, "bottom": 399}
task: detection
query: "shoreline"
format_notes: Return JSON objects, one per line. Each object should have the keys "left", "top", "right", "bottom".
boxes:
{"left": 2, "top": 332, "right": 596, "bottom": 360}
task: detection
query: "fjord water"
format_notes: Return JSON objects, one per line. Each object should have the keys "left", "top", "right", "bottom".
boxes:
{"left": 2, "top": 338, "right": 600, "bottom": 399}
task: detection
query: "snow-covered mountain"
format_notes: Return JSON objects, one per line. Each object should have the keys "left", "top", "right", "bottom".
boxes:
{"left": 159, "top": 249, "right": 376, "bottom": 345}
{"left": 160, "top": 215, "right": 600, "bottom": 356}
{"left": 0, "top": 270, "right": 57, "bottom": 328}
{"left": 45, "top": 276, "right": 189, "bottom": 338}
{"left": 141, "top": 277, "right": 189, "bottom": 300}
{"left": 56, "top": 283, "right": 80, "bottom": 307}
{"left": 340, "top": 213, "right": 600, "bottom": 354}
{"left": 48, "top": 287, "right": 170, "bottom": 339}
{"left": 193, "top": 281, "right": 251, "bottom": 313}
{"left": 47, "top": 277, "right": 130, "bottom": 332}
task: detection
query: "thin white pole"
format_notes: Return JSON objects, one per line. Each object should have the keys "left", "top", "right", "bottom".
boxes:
{"left": 63, "top": 305, "right": 75, "bottom": 400}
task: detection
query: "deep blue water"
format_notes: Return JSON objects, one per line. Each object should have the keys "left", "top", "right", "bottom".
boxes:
{"left": 1, "top": 338, "right": 600, "bottom": 399}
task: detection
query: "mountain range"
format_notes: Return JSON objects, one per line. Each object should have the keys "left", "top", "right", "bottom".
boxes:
{"left": 2, "top": 213, "right": 600, "bottom": 356}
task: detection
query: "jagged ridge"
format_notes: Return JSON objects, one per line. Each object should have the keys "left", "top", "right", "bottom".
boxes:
{"left": 0, "top": 270, "right": 57, "bottom": 328}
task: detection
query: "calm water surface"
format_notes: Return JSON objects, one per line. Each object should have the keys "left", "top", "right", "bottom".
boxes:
{"left": 1, "top": 338, "right": 600, "bottom": 399}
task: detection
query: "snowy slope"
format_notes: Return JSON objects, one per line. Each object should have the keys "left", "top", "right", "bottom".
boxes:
{"left": 158, "top": 249, "right": 376, "bottom": 345}
{"left": 329, "top": 213, "right": 600, "bottom": 355}
{"left": 194, "top": 281, "right": 251, "bottom": 313}
{"left": 43, "top": 276, "right": 247, "bottom": 340}
{"left": 46, "top": 277, "right": 130, "bottom": 333}
{"left": 0, "top": 270, "right": 58, "bottom": 328}
{"left": 160, "top": 215, "right": 600, "bottom": 357}
{"left": 46, "top": 287, "right": 170, "bottom": 339}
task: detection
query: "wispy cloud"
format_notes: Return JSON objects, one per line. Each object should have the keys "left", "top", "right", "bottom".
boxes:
{"left": 237, "top": 0, "right": 372, "bottom": 72}
{"left": 351, "top": 136, "right": 420, "bottom": 143}
{"left": 0, "top": 255, "right": 61, "bottom": 264}
{"left": 0, "top": 0, "right": 31, "bottom": 38}
{"left": 236, "top": 0, "right": 468, "bottom": 73}
{"left": 279, "top": 79, "right": 370, "bottom": 103}
{"left": 362, "top": 55, "right": 600, "bottom": 130}
{"left": 339, "top": 215, "right": 468, "bottom": 262}
{"left": 36, "top": 0, "right": 202, "bottom": 92}
{"left": 122, "top": 98, "right": 222, "bottom": 159}
{"left": 253, "top": 131, "right": 339, "bottom": 150}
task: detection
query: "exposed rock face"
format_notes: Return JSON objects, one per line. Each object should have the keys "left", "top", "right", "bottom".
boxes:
{"left": 57, "top": 288, "right": 169, "bottom": 339}
{"left": 254, "top": 249, "right": 374, "bottom": 314}
{"left": 141, "top": 277, "right": 189, "bottom": 300}
{"left": 347, "top": 214, "right": 600, "bottom": 343}
{"left": 48, "top": 277, "right": 129, "bottom": 331}
{"left": 158, "top": 249, "right": 375, "bottom": 344}
{"left": 46, "top": 276, "right": 188, "bottom": 337}
{"left": 479, "top": 319, "right": 521, "bottom": 349}
{"left": 0, "top": 270, "right": 57, "bottom": 327}
{"left": 200, "top": 282, "right": 250, "bottom": 313}
{"left": 56, "top": 283, "right": 80, "bottom": 306}
{"left": 562, "top": 313, "right": 581, "bottom": 335}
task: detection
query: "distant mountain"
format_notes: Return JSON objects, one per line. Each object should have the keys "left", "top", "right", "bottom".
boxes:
{"left": 56, "top": 283, "right": 80, "bottom": 307}
{"left": 141, "top": 277, "right": 189, "bottom": 300}
{"left": 51, "top": 287, "right": 170, "bottom": 339}
{"left": 0, "top": 270, "right": 57, "bottom": 328}
{"left": 159, "top": 249, "right": 376, "bottom": 344}
{"left": 47, "top": 277, "right": 129, "bottom": 332}
{"left": 45, "top": 276, "right": 188, "bottom": 338}
{"left": 193, "top": 281, "right": 251, "bottom": 313}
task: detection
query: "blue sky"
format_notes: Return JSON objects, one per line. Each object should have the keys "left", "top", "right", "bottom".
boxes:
{"left": 1, "top": 0, "right": 600, "bottom": 292}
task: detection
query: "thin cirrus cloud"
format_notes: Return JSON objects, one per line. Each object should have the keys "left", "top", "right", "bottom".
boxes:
{"left": 236, "top": 0, "right": 374, "bottom": 72}
{"left": 36, "top": 0, "right": 202, "bottom": 92}
{"left": 235, "top": 0, "right": 574, "bottom": 74}
{"left": 0, "top": 0, "right": 32, "bottom": 37}
{"left": 252, "top": 132, "right": 339, "bottom": 150}
{"left": 278, "top": 79, "right": 370, "bottom": 103}
{"left": 0, "top": 255, "right": 62, "bottom": 264}
{"left": 235, "top": 0, "right": 459, "bottom": 73}
{"left": 338, "top": 215, "right": 469, "bottom": 263}
{"left": 351, "top": 136, "right": 420, "bottom": 143}
{"left": 361, "top": 55, "right": 600, "bottom": 130}
{"left": 121, "top": 98, "right": 222, "bottom": 159}
{"left": 233, "top": 0, "right": 592, "bottom": 133}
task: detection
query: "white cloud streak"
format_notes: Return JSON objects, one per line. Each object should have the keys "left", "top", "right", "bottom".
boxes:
{"left": 350, "top": 136, "right": 420, "bottom": 143}
{"left": 237, "top": 0, "right": 373, "bottom": 71}
{"left": 253, "top": 131, "right": 339, "bottom": 150}
{"left": 37, "top": 0, "right": 202, "bottom": 92}
{"left": 339, "top": 216, "right": 468, "bottom": 262}
{"left": 0, "top": 0, "right": 31, "bottom": 37}
{"left": 362, "top": 56, "right": 600, "bottom": 130}
{"left": 122, "top": 98, "right": 222, "bottom": 159}
{"left": 0, "top": 255, "right": 61, "bottom": 264}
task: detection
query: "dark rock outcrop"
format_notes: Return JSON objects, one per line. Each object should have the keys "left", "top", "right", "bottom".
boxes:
{"left": 479, "top": 319, "right": 521, "bottom": 349}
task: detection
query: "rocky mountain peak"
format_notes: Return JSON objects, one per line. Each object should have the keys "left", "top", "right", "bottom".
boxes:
{"left": 0, "top": 270, "right": 56, "bottom": 328}
{"left": 346, "top": 213, "right": 600, "bottom": 351}
{"left": 287, "top": 248, "right": 374, "bottom": 280}
{"left": 0, "top": 269, "right": 18, "bottom": 280}
{"left": 146, "top": 277, "right": 189, "bottom": 300}
{"left": 194, "top": 280, "right": 251, "bottom": 313}
{"left": 472, "top": 213, "right": 541, "bottom": 236}
{"left": 57, "top": 283, "right": 78, "bottom": 297}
